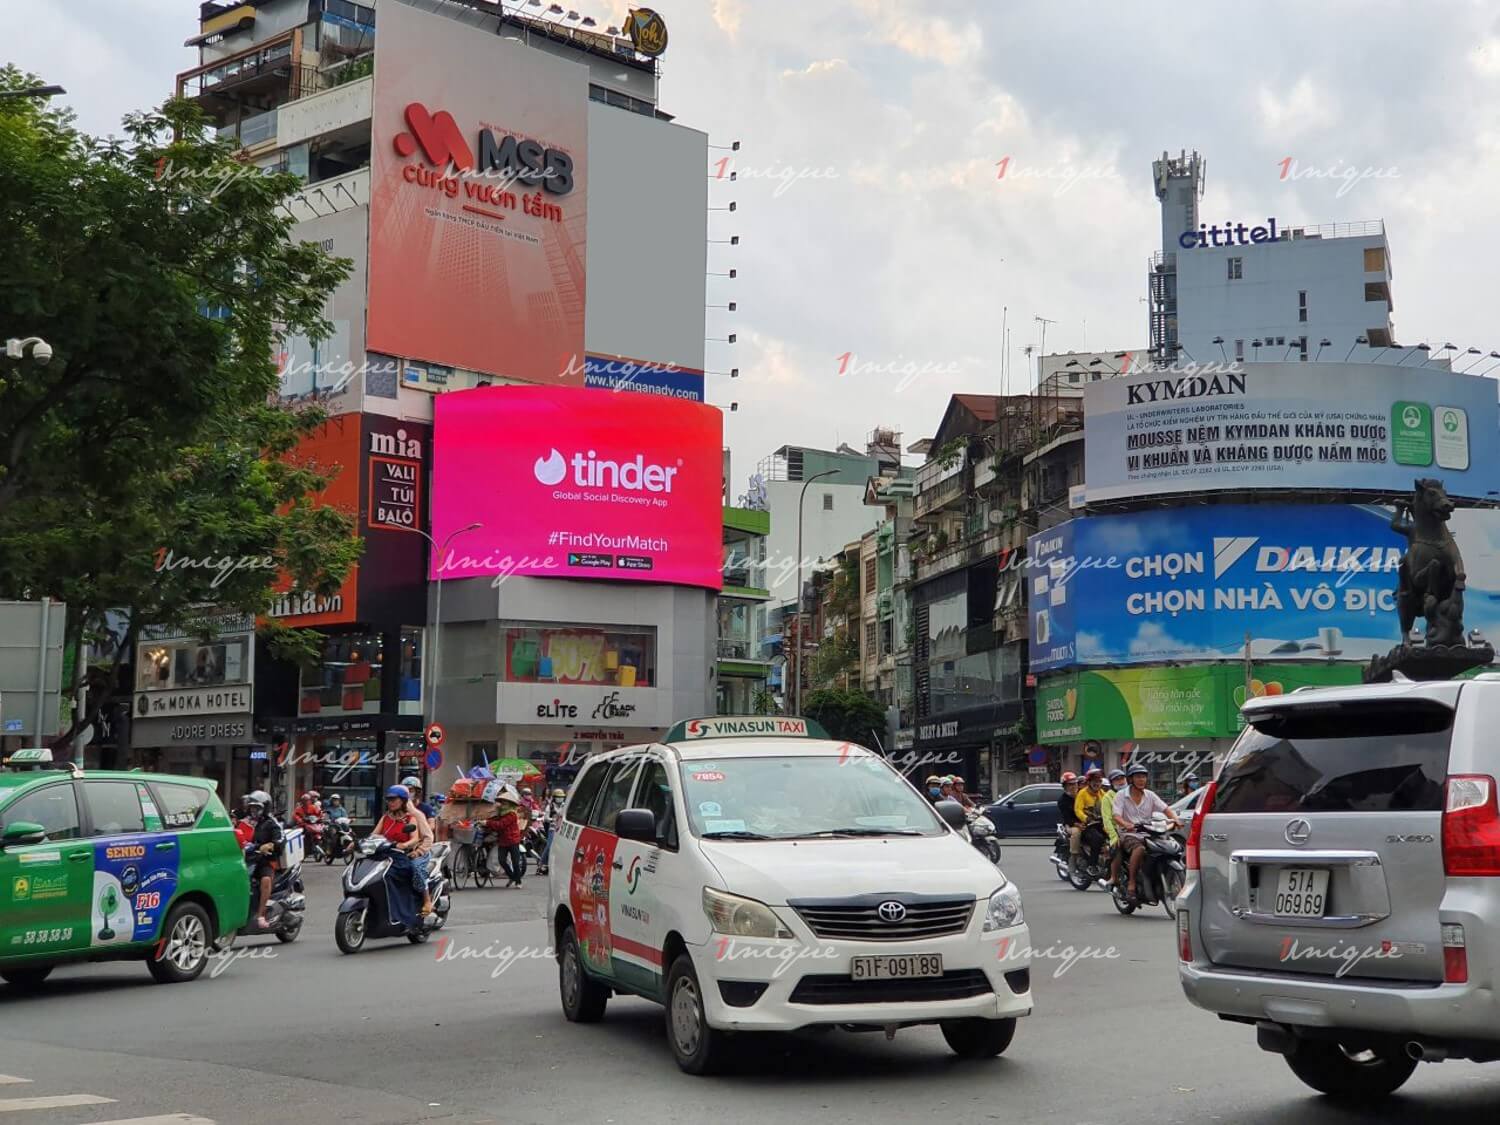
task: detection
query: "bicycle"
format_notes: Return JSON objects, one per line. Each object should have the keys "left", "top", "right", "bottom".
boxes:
{"left": 448, "top": 823, "right": 496, "bottom": 890}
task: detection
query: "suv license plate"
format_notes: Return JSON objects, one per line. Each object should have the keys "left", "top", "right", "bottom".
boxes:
{"left": 850, "top": 954, "right": 942, "bottom": 980}
{"left": 1274, "top": 868, "right": 1328, "bottom": 917}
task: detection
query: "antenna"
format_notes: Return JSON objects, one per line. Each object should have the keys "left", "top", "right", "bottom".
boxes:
{"left": 1034, "top": 315, "right": 1057, "bottom": 362}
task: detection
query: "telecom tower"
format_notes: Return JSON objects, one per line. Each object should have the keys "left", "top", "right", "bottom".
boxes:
{"left": 1147, "top": 150, "right": 1205, "bottom": 365}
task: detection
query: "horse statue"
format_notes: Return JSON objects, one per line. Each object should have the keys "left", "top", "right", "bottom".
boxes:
{"left": 1391, "top": 478, "right": 1467, "bottom": 647}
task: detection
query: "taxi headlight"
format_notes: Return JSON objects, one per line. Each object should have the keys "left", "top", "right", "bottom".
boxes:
{"left": 983, "top": 881, "right": 1023, "bottom": 932}
{"left": 702, "top": 887, "right": 794, "bottom": 939}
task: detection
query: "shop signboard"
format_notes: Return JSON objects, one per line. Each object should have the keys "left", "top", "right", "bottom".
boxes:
{"left": 1035, "top": 663, "right": 1365, "bottom": 744}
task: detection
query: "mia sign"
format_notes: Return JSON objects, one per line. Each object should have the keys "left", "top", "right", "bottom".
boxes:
{"left": 430, "top": 386, "right": 723, "bottom": 589}
{"left": 367, "top": 0, "right": 588, "bottom": 385}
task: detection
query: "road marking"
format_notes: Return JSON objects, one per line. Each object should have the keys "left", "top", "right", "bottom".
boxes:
{"left": 84, "top": 1117, "right": 216, "bottom": 1125}
{"left": 0, "top": 1094, "right": 114, "bottom": 1112}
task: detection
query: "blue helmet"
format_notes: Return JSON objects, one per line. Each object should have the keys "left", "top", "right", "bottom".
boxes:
{"left": 386, "top": 784, "right": 410, "bottom": 800}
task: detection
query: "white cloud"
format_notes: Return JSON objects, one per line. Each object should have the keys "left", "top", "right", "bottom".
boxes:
{"left": 1255, "top": 76, "right": 1339, "bottom": 139}
{"left": 853, "top": 0, "right": 982, "bottom": 67}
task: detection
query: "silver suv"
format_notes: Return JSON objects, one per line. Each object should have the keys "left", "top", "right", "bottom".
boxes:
{"left": 1179, "top": 676, "right": 1500, "bottom": 1100}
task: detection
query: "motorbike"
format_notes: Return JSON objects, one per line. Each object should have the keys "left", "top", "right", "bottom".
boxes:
{"left": 242, "top": 825, "right": 306, "bottom": 944}
{"left": 323, "top": 812, "right": 355, "bottom": 866}
{"left": 965, "top": 812, "right": 1002, "bottom": 864}
{"left": 1049, "top": 823, "right": 1074, "bottom": 881}
{"left": 335, "top": 832, "right": 452, "bottom": 953}
{"left": 520, "top": 820, "right": 548, "bottom": 877}
{"left": 298, "top": 814, "right": 327, "bottom": 862}
{"left": 1107, "top": 814, "right": 1186, "bottom": 918}
{"left": 1064, "top": 820, "right": 1111, "bottom": 891}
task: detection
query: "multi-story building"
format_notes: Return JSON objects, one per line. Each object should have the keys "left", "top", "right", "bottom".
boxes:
{"left": 717, "top": 507, "right": 772, "bottom": 715}
{"left": 1148, "top": 149, "right": 1401, "bottom": 367}
{"left": 173, "top": 0, "right": 715, "bottom": 809}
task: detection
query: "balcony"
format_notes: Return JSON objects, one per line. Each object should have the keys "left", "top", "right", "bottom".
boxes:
{"left": 276, "top": 73, "right": 372, "bottom": 149}
{"left": 217, "top": 107, "right": 277, "bottom": 150}
{"left": 282, "top": 165, "right": 369, "bottom": 221}
{"left": 914, "top": 528, "right": 1003, "bottom": 583}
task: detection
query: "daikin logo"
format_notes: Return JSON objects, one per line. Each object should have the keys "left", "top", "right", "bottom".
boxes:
{"left": 534, "top": 449, "right": 681, "bottom": 493}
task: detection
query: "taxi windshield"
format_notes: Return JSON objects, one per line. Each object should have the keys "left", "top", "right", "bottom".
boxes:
{"left": 681, "top": 755, "right": 945, "bottom": 840}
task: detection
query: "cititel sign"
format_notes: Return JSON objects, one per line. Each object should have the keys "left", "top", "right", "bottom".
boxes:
{"left": 393, "top": 101, "right": 575, "bottom": 196}
{"left": 1179, "top": 217, "right": 1281, "bottom": 249}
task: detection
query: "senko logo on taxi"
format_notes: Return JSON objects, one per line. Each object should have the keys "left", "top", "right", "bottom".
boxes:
{"left": 106, "top": 844, "right": 147, "bottom": 861}
{"left": 665, "top": 715, "right": 828, "bottom": 742}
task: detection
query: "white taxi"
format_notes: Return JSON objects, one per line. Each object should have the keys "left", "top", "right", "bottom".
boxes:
{"left": 546, "top": 716, "right": 1033, "bottom": 1073}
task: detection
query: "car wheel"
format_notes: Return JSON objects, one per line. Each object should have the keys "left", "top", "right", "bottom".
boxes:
{"left": 334, "top": 909, "right": 367, "bottom": 954}
{"left": 665, "top": 952, "right": 731, "bottom": 1074}
{"left": 941, "top": 1017, "right": 1017, "bottom": 1058}
{"left": 1284, "top": 1040, "right": 1418, "bottom": 1100}
{"left": 0, "top": 965, "right": 54, "bottom": 990}
{"left": 147, "top": 902, "right": 212, "bottom": 983}
{"left": 558, "top": 924, "right": 608, "bottom": 1023}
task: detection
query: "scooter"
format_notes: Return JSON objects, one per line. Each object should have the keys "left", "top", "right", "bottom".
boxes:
{"left": 965, "top": 813, "right": 1002, "bottom": 865}
{"left": 1049, "top": 823, "right": 1073, "bottom": 881}
{"left": 300, "top": 815, "right": 327, "bottom": 862}
{"left": 324, "top": 812, "right": 355, "bottom": 866}
{"left": 1108, "top": 814, "right": 1186, "bottom": 918}
{"left": 335, "top": 832, "right": 452, "bottom": 953}
{"left": 1065, "top": 821, "right": 1111, "bottom": 891}
{"left": 243, "top": 826, "right": 306, "bottom": 944}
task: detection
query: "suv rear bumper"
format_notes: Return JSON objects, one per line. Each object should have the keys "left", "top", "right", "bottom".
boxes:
{"left": 1181, "top": 961, "right": 1498, "bottom": 1040}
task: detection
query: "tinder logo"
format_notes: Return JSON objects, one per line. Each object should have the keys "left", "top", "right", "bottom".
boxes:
{"left": 393, "top": 102, "right": 474, "bottom": 172}
{"left": 534, "top": 449, "right": 680, "bottom": 493}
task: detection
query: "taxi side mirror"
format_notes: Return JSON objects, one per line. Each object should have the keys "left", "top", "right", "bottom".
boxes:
{"left": 616, "top": 808, "right": 657, "bottom": 844}
{"left": 0, "top": 821, "right": 47, "bottom": 848}
{"left": 933, "top": 800, "right": 967, "bottom": 831}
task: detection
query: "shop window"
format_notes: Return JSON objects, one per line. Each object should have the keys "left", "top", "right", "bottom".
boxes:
{"left": 399, "top": 627, "right": 423, "bottom": 716}
{"left": 1227, "top": 257, "right": 1242, "bottom": 280}
{"left": 300, "top": 633, "right": 383, "bottom": 716}
{"left": 822, "top": 493, "right": 834, "bottom": 511}
{"left": 136, "top": 636, "right": 249, "bottom": 692}
{"left": 502, "top": 624, "right": 656, "bottom": 688}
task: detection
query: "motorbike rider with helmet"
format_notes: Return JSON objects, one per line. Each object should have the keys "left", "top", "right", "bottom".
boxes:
{"left": 536, "top": 787, "right": 567, "bottom": 876}
{"left": 1179, "top": 772, "right": 1200, "bottom": 798}
{"left": 1102, "top": 769, "right": 1127, "bottom": 886}
{"left": 243, "top": 790, "right": 283, "bottom": 930}
{"left": 1073, "top": 768, "right": 1109, "bottom": 871}
{"left": 1058, "top": 772, "right": 1081, "bottom": 856}
{"left": 925, "top": 775, "right": 943, "bottom": 802}
{"left": 1115, "top": 764, "right": 1181, "bottom": 901}
{"left": 375, "top": 784, "right": 435, "bottom": 916}
{"left": 402, "top": 776, "right": 436, "bottom": 819}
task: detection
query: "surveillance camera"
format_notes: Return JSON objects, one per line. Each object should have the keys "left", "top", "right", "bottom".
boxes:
{"left": 30, "top": 340, "right": 52, "bottom": 365}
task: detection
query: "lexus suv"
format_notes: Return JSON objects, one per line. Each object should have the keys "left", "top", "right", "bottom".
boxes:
{"left": 1178, "top": 675, "right": 1500, "bottom": 1100}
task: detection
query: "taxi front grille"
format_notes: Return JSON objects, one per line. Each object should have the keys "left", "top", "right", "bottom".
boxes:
{"left": 789, "top": 896, "right": 975, "bottom": 941}
{"left": 789, "top": 970, "right": 993, "bottom": 1005}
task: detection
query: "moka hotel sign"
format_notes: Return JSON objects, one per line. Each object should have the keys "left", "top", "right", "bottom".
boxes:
{"left": 1179, "top": 217, "right": 1281, "bottom": 249}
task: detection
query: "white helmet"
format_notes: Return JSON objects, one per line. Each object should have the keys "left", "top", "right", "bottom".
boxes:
{"left": 245, "top": 790, "right": 271, "bottom": 810}
{"left": 401, "top": 775, "right": 421, "bottom": 790}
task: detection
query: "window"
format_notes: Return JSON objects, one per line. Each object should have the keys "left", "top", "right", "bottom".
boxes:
{"left": 1, "top": 783, "right": 81, "bottom": 841}
{"left": 502, "top": 624, "right": 656, "bottom": 688}
{"left": 1299, "top": 336, "right": 1308, "bottom": 362}
{"left": 636, "top": 760, "right": 677, "bottom": 848}
{"left": 1364, "top": 247, "right": 1386, "bottom": 272}
{"left": 864, "top": 620, "right": 877, "bottom": 654}
{"left": 151, "top": 782, "right": 211, "bottom": 830}
{"left": 1298, "top": 290, "right": 1308, "bottom": 322}
{"left": 83, "top": 782, "right": 146, "bottom": 836}
{"left": 301, "top": 632, "right": 383, "bottom": 716}
{"left": 137, "top": 636, "right": 249, "bottom": 691}
{"left": 863, "top": 556, "right": 876, "bottom": 590}
{"left": 1227, "top": 257, "right": 1243, "bottom": 280}
{"left": 590, "top": 756, "right": 646, "bottom": 832}
{"left": 822, "top": 493, "right": 834, "bottom": 511}
{"left": 564, "top": 760, "right": 610, "bottom": 823}
{"left": 1068, "top": 371, "right": 1080, "bottom": 383}
{"left": 1234, "top": 339, "right": 1244, "bottom": 361}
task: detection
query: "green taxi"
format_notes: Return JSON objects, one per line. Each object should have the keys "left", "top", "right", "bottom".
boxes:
{"left": 0, "top": 750, "right": 250, "bottom": 988}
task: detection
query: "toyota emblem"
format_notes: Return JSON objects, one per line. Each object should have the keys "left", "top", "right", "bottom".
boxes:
{"left": 1284, "top": 818, "right": 1312, "bottom": 846}
{"left": 876, "top": 901, "right": 907, "bottom": 923}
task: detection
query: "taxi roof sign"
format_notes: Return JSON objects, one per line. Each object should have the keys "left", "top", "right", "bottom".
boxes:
{"left": 663, "top": 716, "right": 829, "bottom": 743}
{"left": 4, "top": 748, "right": 52, "bottom": 764}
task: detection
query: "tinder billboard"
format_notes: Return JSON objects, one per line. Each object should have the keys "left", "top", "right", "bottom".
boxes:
{"left": 367, "top": 0, "right": 588, "bottom": 383}
{"left": 430, "top": 386, "right": 724, "bottom": 590}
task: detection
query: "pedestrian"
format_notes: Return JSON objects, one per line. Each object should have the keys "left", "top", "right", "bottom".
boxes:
{"left": 485, "top": 796, "right": 526, "bottom": 888}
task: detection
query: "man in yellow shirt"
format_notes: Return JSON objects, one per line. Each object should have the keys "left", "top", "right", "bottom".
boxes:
{"left": 1074, "top": 768, "right": 1106, "bottom": 825}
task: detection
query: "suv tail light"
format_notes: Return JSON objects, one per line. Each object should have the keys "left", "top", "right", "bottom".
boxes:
{"left": 1177, "top": 909, "right": 1192, "bottom": 962}
{"left": 1441, "top": 923, "right": 1468, "bottom": 984}
{"left": 1186, "top": 780, "right": 1216, "bottom": 871}
{"left": 1443, "top": 775, "right": 1500, "bottom": 876}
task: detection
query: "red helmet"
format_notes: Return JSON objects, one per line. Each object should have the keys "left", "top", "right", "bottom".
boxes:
{"left": 1060, "top": 771, "right": 1078, "bottom": 783}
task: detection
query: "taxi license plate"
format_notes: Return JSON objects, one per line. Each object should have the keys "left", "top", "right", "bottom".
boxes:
{"left": 850, "top": 954, "right": 942, "bottom": 980}
{"left": 1273, "top": 868, "right": 1328, "bottom": 917}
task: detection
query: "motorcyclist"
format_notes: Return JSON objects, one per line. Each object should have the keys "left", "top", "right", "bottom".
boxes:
{"left": 537, "top": 787, "right": 566, "bottom": 876}
{"left": 326, "top": 793, "right": 349, "bottom": 820}
{"left": 402, "top": 776, "right": 437, "bottom": 819}
{"left": 1102, "top": 770, "right": 1126, "bottom": 886}
{"left": 1073, "top": 769, "right": 1108, "bottom": 869}
{"left": 951, "top": 776, "right": 977, "bottom": 810}
{"left": 1057, "top": 772, "right": 1081, "bottom": 858}
{"left": 375, "top": 784, "right": 435, "bottom": 916}
{"left": 1179, "top": 772, "right": 1200, "bottom": 798}
{"left": 1115, "top": 764, "right": 1181, "bottom": 901}
{"left": 243, "top": 790, "right": 283, "bottom": 931}
{"left": 925, "top": 775, "right": 943, "bottom": 801}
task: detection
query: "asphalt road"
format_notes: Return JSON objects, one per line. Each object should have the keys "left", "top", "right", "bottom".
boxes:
{"left": 3, "top": 839, "right": 1500, "bottom": 1124}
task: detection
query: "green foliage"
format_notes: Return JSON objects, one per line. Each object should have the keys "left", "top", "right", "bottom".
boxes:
{"left": 0, "top": 68, "right": 360, "bottom": 741}
{"left": 326, "top": 54, "right": 374, "bottom": 87}
{"left": 751, "top": 687, "right": 779, "bottom": 716}
{"left": 807, "top": 628, "right": 858, "bottom": 685}
{"left": 803, "top": 688, "right": 888, "bottom": 747}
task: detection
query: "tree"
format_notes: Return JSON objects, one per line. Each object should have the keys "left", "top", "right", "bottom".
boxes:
{"left": 803, "top": 688, "right": 888, "bottom": 748}
{"left": 0, "top": 68, "right": 361, "bottom": 749}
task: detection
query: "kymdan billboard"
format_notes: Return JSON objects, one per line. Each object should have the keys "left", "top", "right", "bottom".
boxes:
{"left": 1083, "top": 362, "right": 1500, "bottom": 502}
{"left": 430, "top": 385, "right": 723, "bottom": 589}
{"left": 1027, "top": 503, "right": 1500, "bottom": 672}
{"left": 367, "top": 0, "right": 587, "bottom": 384}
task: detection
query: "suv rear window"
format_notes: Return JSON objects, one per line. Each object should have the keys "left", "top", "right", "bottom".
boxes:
{"left": 1215, "top": 700, "right": 1451, "bottom": 814}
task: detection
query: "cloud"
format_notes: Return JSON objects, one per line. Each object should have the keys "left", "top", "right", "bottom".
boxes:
{"left": 854, "top": 0, "right": 982, "bottom": 67}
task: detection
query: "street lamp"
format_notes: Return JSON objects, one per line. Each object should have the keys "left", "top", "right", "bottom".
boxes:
{"left": 412, "top": 521, "right": 483, "bottom": 772}
{"left": 0, "top": 85, "right": 65, "bottom": 100}
{"left": 793, "top": 469, "right": 839, "bottom": 714}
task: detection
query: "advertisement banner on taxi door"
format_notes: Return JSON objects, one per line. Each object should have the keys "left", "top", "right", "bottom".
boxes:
{"left": 367, "top": 0, "right": 588, "bottom": 384}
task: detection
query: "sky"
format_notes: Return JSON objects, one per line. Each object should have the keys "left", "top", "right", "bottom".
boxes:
{"left": 6, "top": 0, "right": 1500, "bottom": 503}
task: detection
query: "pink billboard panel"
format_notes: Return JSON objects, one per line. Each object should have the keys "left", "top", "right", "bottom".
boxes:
{"left": 367, "top": 0, "right": 587, "bottom": 384}
{"left": 430, "top": 386, "right": 724, "bottom": 589}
